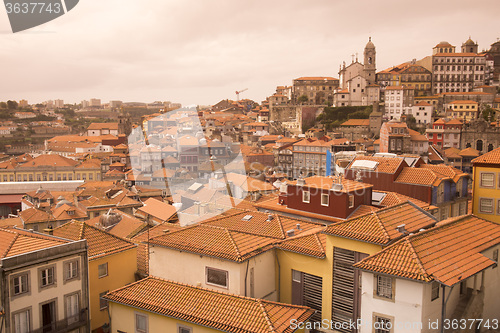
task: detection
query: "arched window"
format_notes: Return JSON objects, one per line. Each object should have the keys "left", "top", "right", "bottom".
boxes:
{"left": 488, "top": 143, "right": 494, "bottom": 152}
{"left": 476, "top": 140, "right": 483, "bottom": 152}
{"left": 466, "top": 142, "right": 471, "bottom": 148}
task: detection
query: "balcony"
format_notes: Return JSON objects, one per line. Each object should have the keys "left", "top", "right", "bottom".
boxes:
{"left": 30, "top": 309, "right": 88, "bottom": 333}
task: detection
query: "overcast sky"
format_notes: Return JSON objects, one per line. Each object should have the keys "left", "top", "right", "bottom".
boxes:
{"left": 0, "top": 0, "right": 498, "bottom": 106}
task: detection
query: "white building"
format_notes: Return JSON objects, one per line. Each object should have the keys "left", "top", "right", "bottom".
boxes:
{"left": 354, "top": 215, "right": 500, "bottom": 333}
{"left": 54, "top": 99, "right": 64, "bottom": 108}
{"left": 409, "top": 101, "right": 433, "bottom": 125}
{"left": 0, "top": 228, "right": 90, "bottom": 333}
{"left": 384, "top": 86, "right": 414, "bottom": 120}
{"left": 89, "top": 98, "right": 101, "bottom": 107}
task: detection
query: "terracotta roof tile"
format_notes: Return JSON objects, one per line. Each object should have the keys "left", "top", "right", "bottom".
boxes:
{"left": 349, "top": 156, "right": 405, "bottom": 174}
{"left": 53, "top": 220, "right": 136, "bottom": 260}
{"left": 323, "top": 202, "right": 437, "bottom": 245}
{"left": 289, "top": 175, "right": 373, "bottom": 193}
{"left": 395, "top": 167, "right": 447, "bottom": 186}
{"left": 150, "top": 224, "right": 277, "bottom": 262}
{"left": 472, "top": 147, "right": 500, "bottom": 165}
{"left": 104, "top": 276, "right": 315, "bottom": 333}
{"left": 0, "top": 228, "right": 69, "bottom": 258}
{"left": 136, "top": 198, "right": 177, "bottom": 222}
{"left": 277, "top": 230, "right": 327, "bottom": 258}
{"left": 354, "top": 215, "right": 500, "bottom": 286}
{"left": 201, "top": 211, "right": 323, "bottom": 240}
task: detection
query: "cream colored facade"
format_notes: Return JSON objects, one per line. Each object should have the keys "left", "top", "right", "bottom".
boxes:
{"left": 472, "top": 164, "right": 500, "bottom": 223}
{"left": 149, "top": 246, "right": 277, "bottom": 300}
{"left": 1, "top": 240, "right": 89, "bottom": 333}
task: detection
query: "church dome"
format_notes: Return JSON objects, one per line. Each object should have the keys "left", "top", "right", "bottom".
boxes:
{"left": 365, "top": 37, "right": 375, "bottom": 49}
{"left": 464, "top": 37, "right": 476, "bottom": 45}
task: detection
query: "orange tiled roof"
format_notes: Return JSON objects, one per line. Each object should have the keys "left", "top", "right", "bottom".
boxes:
{"left": 18, "top": 154, "right": 78, "bottom": 168}
{"left": 419, "top": 164, "right": 467, "bottom": 182}
{"left": 349, "top": 156, "right": 405, "bottom": 174}
{"left": 104, "top": 276, "right": 315, "bottom": 333}
{"left": 201, "top": 210, "right": 323, "bottom": 240}
{"left": 341, "top": 119, "right": 370, "bottom": 127}
{"left": 295, "top": 76, "right": 337, "bottom": 81}
{"left": 85, "top": 209, "right": 147, "bottom": 239}
{"left": 374, "top": 191, "right": 430, "bottom": 210}
{"left": 149, "top": 224, "right": 277, "bottom": 262}
{"left": 395, "top": 167, "right": 448, "bottom": 186}
{"left": 0, "top": 228, "right": 69, "bottom": 258}
{"left": 136, "top": 198, "right": 177, "bottom": 222}
{"left": 354, "top": 215, "right": 500, "bottom": 286}
{"left": 471, "top": 147, "right": 500, "bottom": 165}
{"left": 323, "top": 202, "right": 437, "bottom": 245}
{"left": 53, "top": 220, "right": 136, "bottom": 260}
{"left": 459, "top": 147, "right": 479, "bottom": 157}
{"left": 277, "top": 229, "right": 326, "bottom": 258}
{"left": 289, "top": 175, "right": 373, "bottom": 193}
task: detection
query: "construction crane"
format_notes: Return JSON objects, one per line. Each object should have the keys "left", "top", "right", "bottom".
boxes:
{"left": 235, "top": 88, "right": 248, "bottom": 101}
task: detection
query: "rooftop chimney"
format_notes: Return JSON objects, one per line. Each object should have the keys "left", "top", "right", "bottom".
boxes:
{"left": 296, "top": 223, "right": 301, "bottom": 230}
{"left": 396, "top": 224, "right": 407, "bottom": 235}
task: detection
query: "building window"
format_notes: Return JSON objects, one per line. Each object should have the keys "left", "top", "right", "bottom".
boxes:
{"left": 64, "top": 293, "right": 80, "bottom": 324}
{"left": 431, "top": 281, "right": 440, "bottom": 301}
{"left": 99, "top": 291, "right": 109, "bottom": 310}
{"left": 480, "top": 173, "right": 494, "bottom": 187}
{"left": 12, "top": 273, "right": 29, "bottom": 296}
{"left": 39, "top": 266, "right": 55, "bottom": 288}
{"left": 177, "top": 324, "right": 192, "bottom": 333}
{"left": 64, "top": 260, "right": 79, "bottom": 282}
{"left": 302, "top": 191, "right": 310, "bottom": 203}
{"left": 206, "top": 267, "right": 228, "bottom": 288}
{"left": 479, "top": 198, "right": 494, "bottom": 214}
{"left": 349, "top": 195, "right": 354, "bottom": 208}
{"left": 98, "top": 263, "right": 108, "bottom": 278}
{"left": 12, "top": 308, "right": 31, "bottom": 333}
{"left": 321, "top": 193, "right": 329, "bottom": 206}
{"left": 375, "top": 275, "right": 393, "bottom": 300}
{"left": 135, "top": 313, "right": 148, "bottom": 333}
{"left": 374, "top": 316, "right": 392, "bottom": 333}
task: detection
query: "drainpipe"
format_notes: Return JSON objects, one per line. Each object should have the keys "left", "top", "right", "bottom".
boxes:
{"left": 244, "top": 260, "right": 249, "bottom": 297}
{"left": 441, "top": 284, "right": 455, "bottom": 333}
{"left": 275, "top": 250, "right": 281, "bottom": 301}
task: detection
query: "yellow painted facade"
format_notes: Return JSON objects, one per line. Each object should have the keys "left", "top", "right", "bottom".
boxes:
{"left": 447, "top": 101, "right": 479, "bottom": 122}
{"left": 109, "top": 302, "right": 308, "bottom": 333}
{"left": 89, "top": 247, "right": 137, "bottom": 331}
{"left": 0, "top": 168, "right": 101, "bottom": 182}
{"left": 276, "top": 235, "right": 383, "bottom": 324}
{"left": 472, "top": 164, "right": 500, "bottom": 223}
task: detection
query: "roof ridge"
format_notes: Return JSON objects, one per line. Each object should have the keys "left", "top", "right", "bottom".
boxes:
{"left": 257, "top": 300, "right": 277, "bottom": 333}
{"left": 404, "top": 238, "right": 431, "bottom": 281}
{"left": 314, "top": 233, "right": 325, "bottom": 254}
{"left": 2, "top": 232, "right": 19, "bottom": 258}
{"left": 225, "top": 229, "right": 242, "bottom": 261}
{"left": 276, "top": 215, "right": 286, "bottom": 239}
{"left": 373, "top": 211, "right": 391, "bottom": 243}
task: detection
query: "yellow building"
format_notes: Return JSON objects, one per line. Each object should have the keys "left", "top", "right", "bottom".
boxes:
{"left": 53, "top": 220, "right": 137, "bottom": 332}
{"left": 472, "top": 147, "right": 500, "bottom": 223}
{"left": 0, "top": 154, "right": 101, "bottom": 182}
{"left": 104, "top": 276, "right": 314, "bottom": 333}
{"left": 275, "top": 202, "right": 438, "bottom": 328}
{"left": 445, "top": 100, "right": 479, "bottom": 122}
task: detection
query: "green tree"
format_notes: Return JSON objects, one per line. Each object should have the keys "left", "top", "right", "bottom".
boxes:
{"left": 7, "top": 100, "right": 18, "bottom": 110}
{"left": 297, "top": 95, "right": 309, "bottom": 104}
{"left": 406, "top": 114, "right": 418, "bottom": 131}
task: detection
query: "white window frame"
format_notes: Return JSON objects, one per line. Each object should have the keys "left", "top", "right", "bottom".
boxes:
{"left": 302, "top": 190, "right": 310, "bottom": 203}
{"left": 177, "top": 324, "right": 193, "bottom": 333}
{"left": 135, "top": 312, "right": 148, "bottom": 333}
{"left": 64, "top": 292, "right": 80, "bottom": 325}
{"left": 479, "top": 198, "right": 494, "bottom": 214}
{"left": 64, "top": 259, "right": 79, "bottom": 282}
{"left": 98, "top": 262, "right": 108, "bottom": 278}
{"left": 375, "top": 275, "right": 394, "bottom": 300}
{"left": 349, "top": 195, "right": 354, "bottom": 208}
{"left": 12, "top": 273, "right": 29, "bottom": 296}
{"left": 480, "top": 172, "right": 495, "bottom": 188}
{"left": 321, "top": 193, "right": 329, "bottom": 206}
{"left": 39, "top": 266, "right": 55, "bottom": 289}
{"left": 206, "top": 267, "right": 228, "bottom": 288}
{"left": 12, "top": 308, "right": 31, "bottom": 333}
{"left": 99, "top": 291, "right": 109, "bottom": 310}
